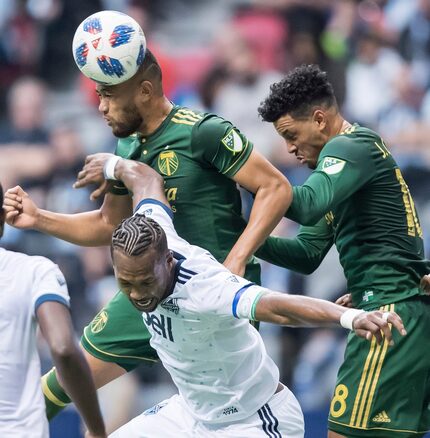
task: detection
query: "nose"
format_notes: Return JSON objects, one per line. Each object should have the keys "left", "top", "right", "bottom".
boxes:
{"left": 286, "top": 142, "right": 297, "bottom": 154}
{"left": 98, "top": 97, "right": 108, "bottom": 114}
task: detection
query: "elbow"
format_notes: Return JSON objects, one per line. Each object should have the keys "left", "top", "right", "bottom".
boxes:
{"left": 50, "top": 339, "right": 78, "bottom": 360}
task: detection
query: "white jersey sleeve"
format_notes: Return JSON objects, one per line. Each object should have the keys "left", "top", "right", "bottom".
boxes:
{"left": 187, "top": 270, "right": 270, "bottom": 320}
{"left": 31, "top": 258, "right": 70, "bottom": 317}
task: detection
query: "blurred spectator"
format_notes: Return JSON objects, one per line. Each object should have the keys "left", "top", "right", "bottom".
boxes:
{"left": 343, "top": 29, "right": 404, "bottom": 127}
{"left": 0, "top": 76, "right": 54, "bottom": 189}
{"left": 203, "top": 28, "right": 285, "bottom": 159}
{"left": 398, "top": 0, "right": 430, "bottom": 88}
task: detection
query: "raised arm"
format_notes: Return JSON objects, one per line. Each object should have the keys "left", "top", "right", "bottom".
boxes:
{"left": 224, "top": 149, "right": 292, "bottom": 276}
{"left": 3, "top": 186, "right": 132, "bottom": 246}
{"left": 37, "top": 302, "right": 106, "bottom": 438}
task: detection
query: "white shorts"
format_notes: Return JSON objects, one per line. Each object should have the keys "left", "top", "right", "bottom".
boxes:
{"left": 109, "top": 385, "right": 304, "bottom": 438}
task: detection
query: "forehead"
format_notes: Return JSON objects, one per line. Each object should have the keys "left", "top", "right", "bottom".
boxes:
{"left": 273, "top": 113, "right": 312, "bottom": 135}
{"left": 113, "top": 249, "right": 158, "bottom": 276}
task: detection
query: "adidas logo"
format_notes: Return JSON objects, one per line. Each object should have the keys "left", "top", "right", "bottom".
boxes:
{"left": 372, "top": 411, "right": 391, "bottom": 423}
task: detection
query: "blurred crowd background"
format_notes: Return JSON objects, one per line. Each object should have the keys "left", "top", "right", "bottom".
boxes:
{"left": 1, "top": 0, "right": 430, "bottom": 437}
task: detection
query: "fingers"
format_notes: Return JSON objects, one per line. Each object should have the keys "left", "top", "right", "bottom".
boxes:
{"left": 3, "top": 195, "right": 23, "bottom": 210}
{"left": 90, "top": 181, "right": 109, "bottom": 201}
{"left": 386, "top": 312, "right": 407, "bottom": 337}
{"left": 335, "top": 293, "right": 353, "bottom": 308}
{"left": 353, "top": 311, "right": 407, "bottom": 346}
{"left": 420, "top": 274, "right": 430, "bottom": 294}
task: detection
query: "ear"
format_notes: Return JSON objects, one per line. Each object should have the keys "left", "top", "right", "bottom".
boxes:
{"left": 313, "top": 109, "right": 327, "bottom": 131}
{"left": 138, "top": 80, "right": 154, "bottom": 103}
{"left": 166, "top": 250, "right": 174, "bottom": 267}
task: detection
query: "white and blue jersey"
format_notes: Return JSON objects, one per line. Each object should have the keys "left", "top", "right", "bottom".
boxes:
{"left": 0, "top": 248, "right": 69, "bottom": 437}
{"left": 134, "top": 200, "right": 279, "bottom": 424}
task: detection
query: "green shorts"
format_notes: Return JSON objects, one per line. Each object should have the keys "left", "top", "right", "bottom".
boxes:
{"left": 81, "top": 291, "right": 159, "bottom": 371}
{"left": 328, "top": 297, "right": 430, "bottom": 438}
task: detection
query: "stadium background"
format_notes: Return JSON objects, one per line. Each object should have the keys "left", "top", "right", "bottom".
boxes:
{"left": 1, "top": 0, "right": 429, "bottom": 437}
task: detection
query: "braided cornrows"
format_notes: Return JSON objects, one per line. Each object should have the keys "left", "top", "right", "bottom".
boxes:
{"left": 112, "top": 214, "right": 166, "bottom": 256}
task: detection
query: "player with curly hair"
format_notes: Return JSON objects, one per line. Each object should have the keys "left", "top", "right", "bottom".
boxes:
{"left": 256, "top": 64, "right": 430, "bottom": 438}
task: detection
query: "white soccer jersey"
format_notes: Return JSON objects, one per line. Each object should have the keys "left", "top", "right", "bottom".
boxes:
{"left": 0, "top": 248, "right": 70, "bottom": 437}
{"left": 134, "top": 200, "right": 279, "bottom": 424}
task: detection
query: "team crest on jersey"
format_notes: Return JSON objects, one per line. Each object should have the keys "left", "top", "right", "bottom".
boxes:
{"left": 161, "top": 298, "right": 180, "bottom": 315}
{"left": 158, "top": 150, "right": 179, "bottom": 176}
{"left": 91, "top": 310, "right": 108, "bottom": 333}
{"left": 321, "top": 156, "right": 346, "bottom": 175}
{"left": 221, "top": 129, "right": 243, "bottom": 153}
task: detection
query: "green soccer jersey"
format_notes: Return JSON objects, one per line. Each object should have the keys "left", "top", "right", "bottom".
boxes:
{"left": 111, "top": 105, "right": 260, "bottom": 283}
{"left": 257, "top": 124, "right": 429, "bottom": 309}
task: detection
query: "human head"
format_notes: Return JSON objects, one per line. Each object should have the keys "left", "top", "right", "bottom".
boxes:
{"left": 258, "top": 64, "right": 339, "bottom": 169}
{"left": 8, "top": 76, "right": 47, "bottom": 132}
{"left": 111, "top": 214, "right": 174, "bottom": 312}
{"left": 95, "top": 48, "right": 163, "bottom": 138}
{"left": 0, "top": 183, "right": 4, "bottom": 239}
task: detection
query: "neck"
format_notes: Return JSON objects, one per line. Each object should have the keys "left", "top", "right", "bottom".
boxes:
{"left": 333, "top": 116, "right": 351, "bottom": 137}
{"left": 138, "top": 96, "right": 173, "bottom": 136}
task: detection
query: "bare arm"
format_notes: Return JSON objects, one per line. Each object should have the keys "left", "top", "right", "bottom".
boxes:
{"left": 254, "top": 292, "right": 407, "bottom": 345}
{"left": 225, "top": 150, "right": 292, "bottom": 276}
{"left": 113, "top": 159, "right": 169, "bottom": 210}
{"left": 37, "top": 302, "right": 106, "bottom": 437}
{"left": 3, "top": 186, "right": 132, "bottom": 246}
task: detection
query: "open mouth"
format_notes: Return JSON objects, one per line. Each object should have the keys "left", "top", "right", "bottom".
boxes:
{"left": 133, "top": 297, "right": 156, "bottom": 311}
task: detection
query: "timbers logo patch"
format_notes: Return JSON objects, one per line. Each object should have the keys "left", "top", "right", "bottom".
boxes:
{"left": 158, "top": 150, "right": 179, "bottom": 176}
{"left": 321, "top": 156, "right": 346, "bottom": 175}
{"left": 221, "top": 129, "right": 244, "bottom": 153}
{"left": 91, "top": 310, "right": 108, "bottom": 333}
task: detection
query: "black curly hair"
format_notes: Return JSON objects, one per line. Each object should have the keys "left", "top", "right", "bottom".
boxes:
{"left": 258, "top": 64, "right": 337, "bottom": 122}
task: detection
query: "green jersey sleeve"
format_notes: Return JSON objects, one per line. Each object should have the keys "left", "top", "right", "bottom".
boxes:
{"left": 287, "top": 135, "right": 377, "bottom": 225}
{"left": 192, "top": 115, "right": 254, "bottom": 177}
{"left": 255, "top": 217, "right": 334, "bottom": 274}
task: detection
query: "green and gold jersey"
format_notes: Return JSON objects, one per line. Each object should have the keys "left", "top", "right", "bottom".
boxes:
{"left": 258, "top": 124, "right": 429, "bottom": 309}
{"left": 111, "top": 105, "right": 260, "bottom": 283}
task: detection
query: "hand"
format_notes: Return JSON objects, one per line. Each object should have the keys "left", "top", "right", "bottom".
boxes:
{"left": 420, "top": 274, "right": 430, "bottom": 295}
{"left": 335, "top": 293, "right": 353, "bottom": 308}
{"left": 3, "top": 186, "right": 39, "bottom": 229}
{"left": 73, "top": 153, "right": 115, "bottom": 201}
{"left": 223, "top": 254, "right": 246, "bottom": 277}
{"left": 352, "top": 310, "right": 407, "bottom": 346}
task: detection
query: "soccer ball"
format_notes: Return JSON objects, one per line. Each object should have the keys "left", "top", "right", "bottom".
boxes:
{"left": 72, "top": 10, "right": 146, "bottom": 85}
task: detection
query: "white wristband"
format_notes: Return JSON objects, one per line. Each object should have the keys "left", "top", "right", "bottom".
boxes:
{"left": 340, "top": 309, "right": 365, "bottom": 330}
{"left": 103, "top": 156, "right": 122, "bottom": 180}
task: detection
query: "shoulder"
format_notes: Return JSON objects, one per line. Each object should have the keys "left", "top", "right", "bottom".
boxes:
{"left": 320, "top": 125, "right": 377, "bottom": 162}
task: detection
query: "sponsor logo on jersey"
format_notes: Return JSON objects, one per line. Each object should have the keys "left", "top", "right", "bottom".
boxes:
{"left": 221, "top": 129, "right": 243, "bottom": 153}
{"left": 144, "top": 313, "right": 174, "bottom": 342}
{"left": 158, "top": 150, "right": 179, "bottom": 176}
{"left": 91, "top": 310, "right": 108, "bottom": 333}
{"left": 321, "top": 156, "right": 346, "bottom": 175}
{"left": 143, "top": 400, "right": 169, "bottom": 416}
{"left": 165, "top": 187, "right": 177, "bottom": 202}
{"left": 161, "top": 298, "right": 180, "bottom": 315}
{"left": 372, "top": 411, "right": 391, "bottom": 423}
{"left": 227, "top": 275, "right": 239, "bottom": 283}
{"left": 56, "top": 272, "right": 66, "bottom": 286}
{"left": 222, "top": 406, "right": 239, "bottom": 416}
{"left": 362, "top": 290, "right": 374, "bottom": 303}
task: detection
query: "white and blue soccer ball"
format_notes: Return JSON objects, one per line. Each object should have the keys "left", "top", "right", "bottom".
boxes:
{"left": 72, "top": 10, "right": 146, "bottom": 85}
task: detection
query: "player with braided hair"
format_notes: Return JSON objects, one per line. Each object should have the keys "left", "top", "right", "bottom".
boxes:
{"left": 72, "top": 156, "right": 404, "bottom": 437}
